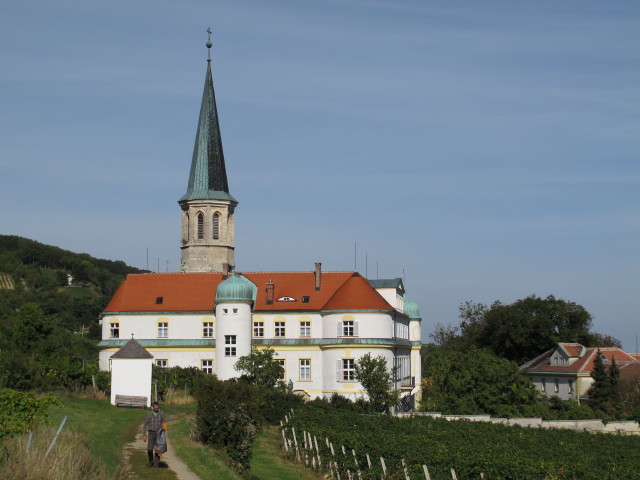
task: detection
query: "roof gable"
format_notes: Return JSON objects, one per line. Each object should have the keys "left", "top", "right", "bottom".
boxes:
{"left": 324, "top": 273, "right": 393, "bottom": 311}
{"left": 110, "top": 338, "right": 153, "bottom": 359}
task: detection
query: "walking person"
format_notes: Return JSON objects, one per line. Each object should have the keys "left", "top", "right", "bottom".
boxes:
{"left": 142, "top": 401, "right": 165, "bottom": 467}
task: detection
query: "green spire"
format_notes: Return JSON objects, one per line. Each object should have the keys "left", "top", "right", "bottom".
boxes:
{"left": 179, "top": 33, "right": 237, "bottom": 203}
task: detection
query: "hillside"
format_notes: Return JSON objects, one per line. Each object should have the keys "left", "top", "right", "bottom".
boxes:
{"left": 0, "top": 235, "right": 147, "bottom": 337}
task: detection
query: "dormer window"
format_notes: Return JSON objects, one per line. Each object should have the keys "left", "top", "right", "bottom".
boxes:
{"left": 155, "top": 297, "right": 164, "bottom": 305}
{"left": 302, "top": 296, "right": 310, "bottom": 303}
{"left": 277, "top": 296, "right": 296, "bottom": 302}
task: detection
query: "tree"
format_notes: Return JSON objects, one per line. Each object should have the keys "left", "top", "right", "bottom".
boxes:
{"left": 420, "top": 346, "right": 539, "bottom": 416}
{"left": 477, "top": 295, "right": 595, "bottom": 364}
{"left": 593, "top": 333, "right": 622, "bottom": 348}
{"left": 234, "top": 347, "right": 284, "bottom": 387}
{"left": 588, "top": 350, "right": 612, "bottom": 414}
{"left": 12, "top": 303, "right": 54, "bottom": 350}
{"left": 353, "top": 354, "right": 399, "bottom": 413}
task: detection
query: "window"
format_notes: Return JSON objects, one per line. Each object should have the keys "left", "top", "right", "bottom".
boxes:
{"left": 302, "top": 296, "right": 310, "bottom": 303}
{"left": 277, "top": 359, "right": 286, "bottom": 380}
{"left": 201, "top": 359, "right": 213, "bottom": 374}
{"left": 202, "top": 322, "right": 214, "bottom": 338}
{"left": 253, "top": 321, "right": 264, "bottom": 337}
{"left": 299, "top": 321, "right": 310, "bottom": 337}
{"left": 340, "top": 320, "right": 357, "bottom": 337}
{"left": 541, "top": 379, "right": 546, "bottom": 392}
{"left": 109, "top": 322, "right": 119, "bottom": 338}
{"left": 197, "top": 213, "right": 204, "bottom": 240}
{"left": 223, "top": 308, "right": 228, "bottom": 314}
{"left": 554, "top": 379, "right": 559, "bottom": 393}
{"left": 225, "top": 335, "right": 237, "bottom": 357}
{"left": 275, "top": 321, "right": 286, "bottom": 337}
{"left": 155, "top": 296, "right": 164, "bottom": 305}
{"left": 213, "top": 213, "right": 220, "bottom": 240}
{"left": 155, "top": 359, "right": 168, "bottom": 368}
{"left": 342, "top": 359, "right": 355, "bottom": 381}
{"left": 157, "top": 322, "right": 168, "bottom": 338}
{"left": 299, "top": 359, "right": 311, "bottom": 381}
{"left": 232, "top": 308, "right": 238, "bottom": 314}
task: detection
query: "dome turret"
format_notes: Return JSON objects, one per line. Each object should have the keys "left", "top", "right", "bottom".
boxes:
{"left": 215, "top": 273, "right": 256, "bottom": 303}
{"left": 404, "top": 296, "right": 421, "bottom": 319}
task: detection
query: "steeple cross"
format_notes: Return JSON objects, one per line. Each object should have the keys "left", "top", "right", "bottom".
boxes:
{"left": 206, "top": 27, "right": 213, "bottom": 62}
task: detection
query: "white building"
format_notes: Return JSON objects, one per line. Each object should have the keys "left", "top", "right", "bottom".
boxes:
{"left": 98, "top": 38, "right": 423, "bottom": 408}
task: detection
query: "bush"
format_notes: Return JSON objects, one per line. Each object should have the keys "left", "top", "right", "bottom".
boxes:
{"left": 0, "top": 389, "right": 61, "bottom": 438}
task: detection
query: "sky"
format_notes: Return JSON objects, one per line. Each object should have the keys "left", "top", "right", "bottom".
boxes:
{"left": 1, "top": 0, "right": 638, "bottom": 351}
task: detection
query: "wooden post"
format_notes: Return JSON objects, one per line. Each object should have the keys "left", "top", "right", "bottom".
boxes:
{"left": 402, "top": 458, "right": 410, "bottom": 480}
{"left": 366, "top": 453, "right": 372, "bottom": 469}
{"left": 314, "top": 435, "right": 321, "bottom": 468}
{"left": 91, "top": 375, "right": 97, "bottom": 394}
{"left": 422, "top": 465, "right": 431, "bottom": 480}
{"left": 353, "top": 449, "right": 363, "bottom": 480}
{"left": 380, "top": 457, "right": 387, "bottom": 479}
{"left": 281, "top": 429, "right": 289, "bottom": 451}
{"left": 450, "top": 468, "right": 458, "bottom": 480}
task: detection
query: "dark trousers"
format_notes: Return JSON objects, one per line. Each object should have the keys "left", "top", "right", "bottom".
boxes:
{"left": 147, "top": 431, "right": 159, "bottom": 466}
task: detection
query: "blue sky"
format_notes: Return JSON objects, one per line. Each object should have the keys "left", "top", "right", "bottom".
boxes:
{"left": 1, "top": 0, "right": 638, "bottom": 350}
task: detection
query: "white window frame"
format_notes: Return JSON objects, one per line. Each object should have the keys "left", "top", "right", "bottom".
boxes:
{"left": 157, "top": 321, "right": 168, "bottom": 338}
{"left": 109, "top": 322, "right": 119, "bottom": 339}
{"left": 202, "top": 321, "right": 214, "bottom": 338}
{"left": 299, "top": 358, "right": 311, "bottom": 381}
{"left": 299, "top": 321, "right": 311, "bottom": 337}
{"left": 277, "top": 359, "right": 286, "bottom": 380}
{"left": 338, "top": 320, "right": 358, "bottom": 337}
{"left": 337, "top": 358, "right": 356, "bottom": 381}
{"left": 225, "top": 335, "right": 237, "bottom": 357}
{"left": 155, "top": 359, "right": 168, "bottom": 368}
{"left": 253, "top": 321, "right": 264, "bottom": 337}
{"left": 275, "top": 321, "right": 286, "bottom": 338}
{"left": 201, "top": 359, "right": 213, "bottom": 374}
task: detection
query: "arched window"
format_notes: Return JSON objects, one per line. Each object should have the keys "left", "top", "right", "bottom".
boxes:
{"left": 213, "top": 213, "right": 220, "bottom": 240}
{"left": 185, "top": 213, "right": 190, "bottom": 242}
{"left": 197, "top": 213, "right": 204, "bottom": 240}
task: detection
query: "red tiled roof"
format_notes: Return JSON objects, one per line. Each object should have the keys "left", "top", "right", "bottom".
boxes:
{"left": 558, "top": 343, "right": 584, "bottom": 357}
{"left": 104, "top": 271, "right": 393, "bottom": 313}
{"left": 524, "top": 345, "right": 640, "bottom": 374}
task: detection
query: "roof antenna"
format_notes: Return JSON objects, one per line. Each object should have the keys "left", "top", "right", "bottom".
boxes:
{"left": 206, "top": 27, "right": 212, "bottom": 62}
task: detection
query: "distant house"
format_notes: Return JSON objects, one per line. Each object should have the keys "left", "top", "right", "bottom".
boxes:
{"left": 521, "top": 343, "right": 640, "bottom": 401}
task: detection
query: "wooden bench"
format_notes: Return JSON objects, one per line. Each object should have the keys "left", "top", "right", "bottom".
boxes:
{"left": 115, "top": 394, "right": 148, "bottom": 408}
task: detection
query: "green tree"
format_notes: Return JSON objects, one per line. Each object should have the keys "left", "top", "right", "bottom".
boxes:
{"left": 234, "top": 347, "right": 284, "bottom": 387}
{"left": 420, "top": 346, "right": 539, "bottom": 416}
{"left": 588, "top": 350, "right": 611, "bottom": 414}
{"left": 354, "top": 353, "right": 399, "bottom": 413}
{"left": 476, "top": 295, "right": 595, "bottom": 364}
{"left": 12, "top": 303, "right": 54, "bottom": 350}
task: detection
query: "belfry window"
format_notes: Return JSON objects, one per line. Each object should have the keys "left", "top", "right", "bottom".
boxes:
{"left": 197, "top": 213, "right": 204, "bottom": 240}
{"left": 213, "top": 213, "right": 220, "bottom": 240}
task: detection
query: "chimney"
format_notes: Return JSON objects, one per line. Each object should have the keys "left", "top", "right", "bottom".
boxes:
{"left": 314, "top": 262, "right": 322, "bottom": 291}
{"left": 266, "top": 281, "right": 274, "bottom": 304}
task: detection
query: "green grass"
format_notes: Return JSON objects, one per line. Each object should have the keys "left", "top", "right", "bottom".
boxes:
{"left": 168, "top": 413, "right": 241, "bottom": 480}
{"left": 48, "top": 394, "right": 146, "bottom": 476}
{"left": 250, "top": 426, "right": 325, "bottom": 480}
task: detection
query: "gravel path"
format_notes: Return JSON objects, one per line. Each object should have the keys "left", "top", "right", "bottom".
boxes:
{"left": 123, "top": 429, "right": 201, "bottom": 480}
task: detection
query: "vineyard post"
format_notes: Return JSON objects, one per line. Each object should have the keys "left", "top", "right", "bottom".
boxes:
{"left": 292, "top": 427, "right": 300, "bottom": 461}
{"left": 281, "top": 429, "right": 289, "bottom": 451}
{"left": 26, "top": 431, "right": 33, "bottom": 453}
{"left": 45, "top": 416, "right": 67, "bottom": 457}
{"left": 480, "top": 474, "right": 485, "bottom": 479}
{"left": 314, "top": 435, "right": 321, "bottom": 469}
{"left": 422, "top": 465, "right": 431, "bottom": 480}
{"left": 380, "top": 457, "right": 387, "bottom": 479}
{"left": 450, "top": 468, "right": 458, "bottom": 480}
{"left": 366, "top": 453, "right": 372, "bottom": 469}
{"left": 352, "top": 448, "right": 363, "bottom": 480}
{"left": 401, "top": 458, "right": 410, "bottom": 480}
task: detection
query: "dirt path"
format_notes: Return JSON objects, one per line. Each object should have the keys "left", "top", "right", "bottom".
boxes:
{"left": 123, "top": 428, "right": 201, "bottom": 480}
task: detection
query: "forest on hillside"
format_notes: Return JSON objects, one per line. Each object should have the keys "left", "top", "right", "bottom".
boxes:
{"left": 0, "top": 235, "right": 147, "bottom": 391}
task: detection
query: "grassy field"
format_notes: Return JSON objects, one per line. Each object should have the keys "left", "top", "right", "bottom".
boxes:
{"left": 45, "top": 394, "right": 319, "bottom": 480}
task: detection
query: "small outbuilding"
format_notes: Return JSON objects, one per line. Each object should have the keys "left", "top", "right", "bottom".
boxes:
{"left": 110, "top": 337, "right": 153, "bottom": 407}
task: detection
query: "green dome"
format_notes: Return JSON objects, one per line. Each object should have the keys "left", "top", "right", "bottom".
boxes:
{"left": 215, "top": 273, "right": 256, "bottom": 303}
{"left": 404, "top": 297, "right": 421, "bottom": 319}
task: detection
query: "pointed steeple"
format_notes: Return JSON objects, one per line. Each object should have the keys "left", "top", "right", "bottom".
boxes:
{"left": 179, "top": 32, "right": 236, "bottom": 203}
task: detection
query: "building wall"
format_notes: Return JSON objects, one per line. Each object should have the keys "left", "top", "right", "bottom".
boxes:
{"left": 110, "top": 358, "right": 152, "bottom": 407}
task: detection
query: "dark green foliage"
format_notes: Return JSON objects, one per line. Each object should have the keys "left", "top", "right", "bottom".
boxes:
{"left": 353, "top": 353, "right": 399, "bottom": 413}
{"left": 286, "top": 402, "right": 640, "bottom": 480}
{"left": 194, "top": 376, "right": 304, "bottom": 473}
{"left": 152, "top": 365, "right": 207, "bottom": 399}
{"left": 234, "top": 347, "right": 284, "bottom": 387}
{"left": 0, "top": 389, "right": 62, "bottom": 438}
{"left": 0, "top": 235, "right": 144, "bottom": 394}
{"left": 588, "top": 351, "right": 622, "bottom": 417}
{"left": 420, "top": 346, "right": 539, "bottom": 416}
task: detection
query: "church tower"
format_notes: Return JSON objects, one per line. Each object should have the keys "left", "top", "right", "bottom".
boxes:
{"left": 178, "top": 32, "right": 238, "bottom": 273}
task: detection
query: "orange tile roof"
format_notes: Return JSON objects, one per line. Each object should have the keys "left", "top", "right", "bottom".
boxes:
{"left": 104, "top": 271, "right": 394, "bottom": 313}
{"left": 524, "top": 345, "right": 640, "bottom": 374}
{"left": 104, "top": 273, "right": 223, "bottom": 312}
{"left": 558, "top": 343, "right": 584, "bottom": 357}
